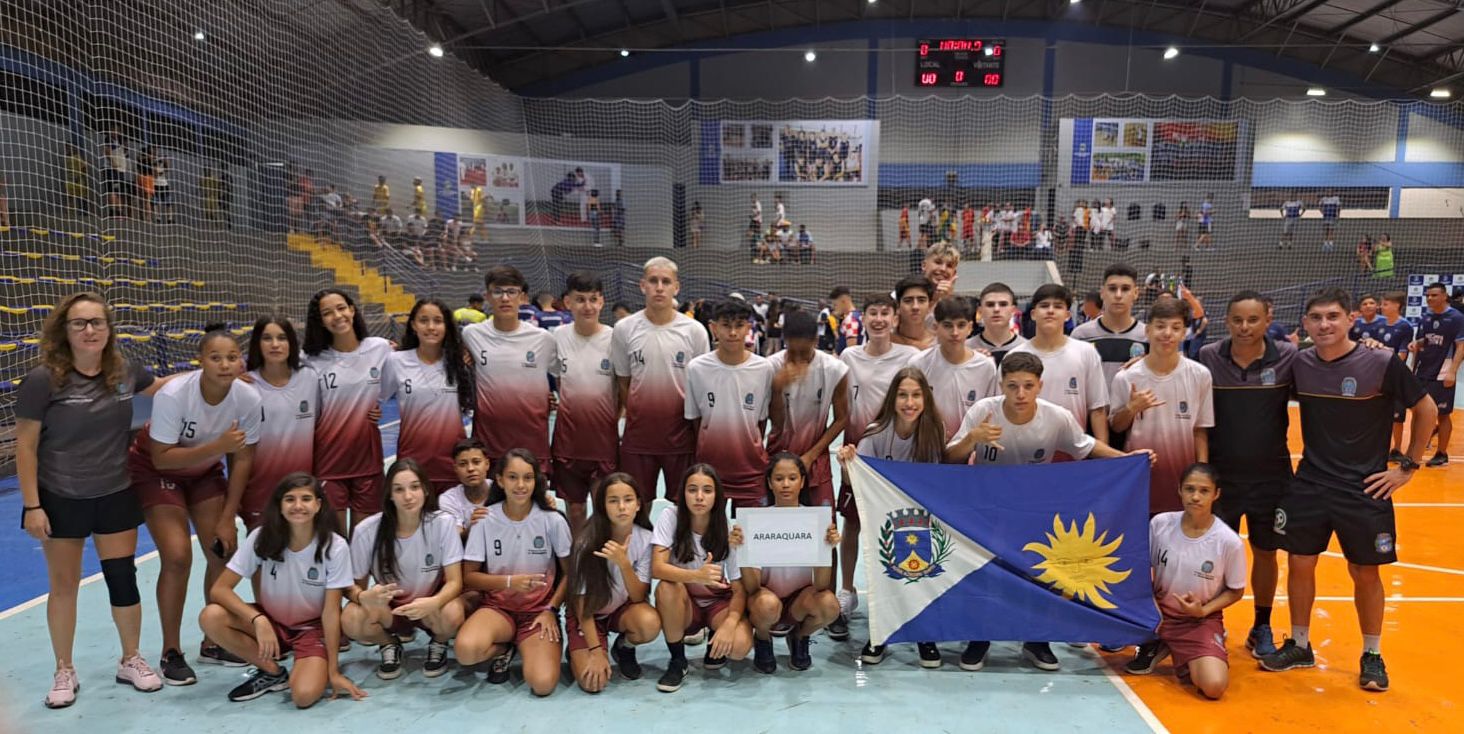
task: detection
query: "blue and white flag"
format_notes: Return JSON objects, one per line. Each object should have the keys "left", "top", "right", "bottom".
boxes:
{"left": 850, "top": 455, "right": 1160, "bottom": 646}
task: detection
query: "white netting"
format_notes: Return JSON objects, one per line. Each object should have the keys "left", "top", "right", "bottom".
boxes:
{"left": 2, "top": 0, "right": 1463, "bottom": 469}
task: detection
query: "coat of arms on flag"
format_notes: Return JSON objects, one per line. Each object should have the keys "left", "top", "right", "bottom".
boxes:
{"left": 880, "top": 509, "right": 951, "bottom": 582}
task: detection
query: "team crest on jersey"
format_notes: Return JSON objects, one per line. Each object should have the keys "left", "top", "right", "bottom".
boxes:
{"left": 1341, "top": 376, "right": 1358, "bottom": 397}
{"left": 533, "top": 536, "right": 545, "bottom": 549}
{"left": 1375, "top": 532, "right": 1393, "bottom": 553}
{"left": 369, "top": 367, "right": 380, "bottom": 379}
{"left": 1260, "top": 367, "right": 1276, "bottom": 386}
{"left": 1068, "top": 377, "right": 1078, "bottom": 390}
{"left": 1178, "top": 400, "right": 1189, "bottom": 414}
{"left": 1383, "top": 332, "right": 1392, "bottom": 342}
{"left": 1129, "top": 343, "right": 1145, "bottom": 359}
{"left": 966, "top": 390, "right": 977, "bottom": 403}
{"left": 425, "top": 553, "right": 436, "bottom": 567}
{"left": 525, "top": 350, "right": 536, "bottom": 367}
{"left": 599, "top": 358, "right": 611, "bottom": 371}
{"left": 675, "top": 351, "right": 686, "bottom": 366}
{"left": 878, "top": 509, "right": 950, "bottom": 582}
{"left": 299, "top": 400, "right": 309, "bottom": 413}
{"left": 307, "top": 567, "right": 319, "bottom": 581}
{"left": 743, "top": 392, "right": 756, "bottom": 410}
{"left": 1200, "top": 560, "right": 1214, "bottom": 573}
{"left": 1034, "top": 448, "right": 1046, "bottom": 460}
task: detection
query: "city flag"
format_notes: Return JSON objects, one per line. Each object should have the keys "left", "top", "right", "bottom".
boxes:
{"left": 849, "top": 455, "right": 1159, "bottom": 646}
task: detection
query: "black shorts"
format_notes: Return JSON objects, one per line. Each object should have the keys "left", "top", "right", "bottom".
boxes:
{"left": 1215, "top": 476, "right": 1287, "bottom": 551}
{"left": 1426, "top": 380, "right": 1454, "bottom": 416}
{"left": 1275, "top": 478, "right": 1396, "bottom": 565}
{"left": 34, "top": 488, "right": 144, "bottom": 539}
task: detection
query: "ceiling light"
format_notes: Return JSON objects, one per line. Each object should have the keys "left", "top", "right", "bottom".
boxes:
{"left": 1368, "top": 42, "right": 1380, "bottom": 53}
{"left": 620, "top": 49, "right": 630, "bottom": 57}
{"left": 193, "top": 30, "right": 205, "bottom": 42}
{"left": 1163, "top": 47, "right": 1179, "bottom": 60}
{"left": 428, "top": 44, "right": 444, "bottom": 58}
{"left": 804, "top": 50, "right": 817, "bottom": 62}
{"left": 1306, "top": 87, "right": 1326, "bottom": 96}
{"left": 1430, "top": 88, "right": 1452, "bottom": 99}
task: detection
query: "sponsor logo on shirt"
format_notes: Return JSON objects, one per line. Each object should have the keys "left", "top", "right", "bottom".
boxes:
{"left": 1260, "top": 367, "right": 1276, "bottom": 386}
{"left": 1341, "top": 376, "right": 1358, "bottom": 397}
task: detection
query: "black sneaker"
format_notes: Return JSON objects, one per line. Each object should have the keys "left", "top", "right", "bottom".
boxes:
{"left": 377, "top": 643, "right": 404, "bottom": 680}
{"left": 159, "top": 649, "right": 197, "bottom": 686}
{"left": 827, "top": 614, "right": 850, "bottom": 641}
{"left": 1259, "top": 639, "right": 1315, "bottom": 672}
{"left": 423, "top": 640, "right": 450, "bottom": 678}
{"left": 959, "top": 641, "right": 990, "bottom": 671}
{"left": 917, "top": 642, "right": 941, "bottom": 669}
{"left": 656, "top": 657, "right": 688, "bottom": 693}
{"left": 198, "top": 643, "right": 247, "bottom": 667}
{"left": 753, "top": 636, "right": 776, "bottom": 674}
{"left": 1124, "top": 641, "right": 1167, "bottom": 675}
{"left": 227, "top": 666, "right": 289, "bottom": 702}
{"left": 1427, "top": 453, "right": 1449, "bottom": 467}
{"left": 788, "top": 635, "right": 813, "bottom": 671}
{"left": 1359, "top": 652, "right": 1388, "bottom": 691}
{"left": 859, "top": 642, "right": 887, "bottom": 665}
{"left": 487, "top": 646, "right": 515, "bottom": 684}
{"left": 611, "top": 634, "right": 642, "bottom": 680}
{"left": 1022, "top": 642, "right": 1060, "bottom": 671}
{"left": 1387, "top": 449, "right": 1406, "bottom": 464}
{"left": 703, "top": 647, "right": 728, "bottom": 671}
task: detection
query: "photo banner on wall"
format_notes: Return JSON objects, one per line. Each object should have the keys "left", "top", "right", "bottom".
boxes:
{"left": 1069, "top": 118, "right": 1242, "bottom": 185}
{"left": 443, "top": 152, "right": 620, "bottom": 229}
{"left": 706, "top": 120, "right": 877, "bottom": 186}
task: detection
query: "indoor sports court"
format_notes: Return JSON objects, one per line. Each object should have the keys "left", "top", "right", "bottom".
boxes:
{"left": 1, "top": 1, "right": 1462, "bottom": 733}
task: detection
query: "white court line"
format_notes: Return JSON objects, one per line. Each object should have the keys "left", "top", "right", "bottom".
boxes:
{"left": 1093, "top": 654, "right": 1169, "bottom": 734}
{"left": 1320, "top": 551, "right": 1464, "bottom": 576}
{"left": 0, "top": 550, "right": 162, "bottom": 621}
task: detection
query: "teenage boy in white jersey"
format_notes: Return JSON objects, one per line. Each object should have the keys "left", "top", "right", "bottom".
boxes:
{"left": 968, "top": 282, "right": 1026, "bottom": 366}
{"left": 1109, "top": 296, "right": 1214, "bottom": 515}
{"left": 1071, "top": 263, "right": 1147, "bottom": 387}
{"left": 768, "top": 309, "right": 849, "bottom": 508}
{"left": 551, "top": 272, "right": 619, "bottom": 537}
{"left": 945, "top": 351, "right": 1151, "bottom": 671}
{"left": 910, "top": 297, "right": 998, "bottom": 440}
{"left": 462, "top": 265, "right": 557, "bottom": 466}
{"left": 684, "top": 298, "right": 775, "bottom": 508}
{"left": 612, "top": 257, "right": 711, "bottom": 503}
{"left": 439, "top": 439, "right": 492, "bottom": 540}
{"left": 892, "top": 275, "right": 936, "bottom": 350}
{"left": 1010, "top": 284, "right": 1110, "bottom": 444}
{"left": 830, "top": 294, "right": 919, "bottom": 639}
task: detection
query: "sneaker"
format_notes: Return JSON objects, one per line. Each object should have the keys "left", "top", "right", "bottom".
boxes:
{"left": 1387, "top": 449, "right": 1406, "bottom": 464}
{"left": 703, "top": 647, "right": 728, "bottom": 671}
{"left": 1124, "top": 641, "right": 1167, "bottom": 675}
{"left": 227, "top": 666, "right": 290, "bottom": 702}
{"left": 1022, "top": 642, "right": 1060, "bottom": 671}
{"left": 837, "top": 589, "right": 859, "bottom": 617}
{"left": 753, "top": 636, "right": 777, "bottom": 674}
{"left": 611, "top": 634, "right": 642, "bottom": 680}
{"left": 917, "top": 642, "right": 942, "bottom": 669}
{"left": 338, "top": 638, "right": 353, "bottom": 654}
{"left": 159, "top": 648, "right": 197, "bottom": 686}
{"left": 1259, "top": 639, "right": 1315, "bottom": 672}
{"left": 656, "top": 657, "right": 688, "bottom": 693}
{"left": 198, "top": 643, "right": 248, "bottom": 667}
{"left": 1359, "top": 652, "right": 1389, "bottom": 692}
{"left": 1066, "top": 642, "right": 1091, "bottom": 649}
{"left": 960, "top": 641, "right": 990, "bottom": 671}
{"left": 115, "top": 654, "right": 163, "bottom": 692}
{"left": 1427, "top": 453, "right": 1449, "bottom": 467}
{"left": 45, "top": 668, "right": 79, "bottom": 709}
{"left": 1246, "top": 624, "right": 1278, "bottom": 658}
{"left": 788, "top": 635, "right": 813, "bottom": 671}
{"left": 859, "top": 642, "right": 887, "bottom": 665}
{"left": 770, "top": 621, "right": 795, "bottom": 638}
{"left": 827, "top": 614, "right": 851, "bottom": 641}
{"left": 377, "top": 643, "right": 404, "bottom": 680}
{"left": 683, "top": 627, "right": 707, "bottom": 646}
{"left": 1098, "top": 644, "right": 1126, "bottom": 653}
{"left": 423, "top": 640, "right": 450, "bottom": 678}
{"left": 487, "top": 646, "right": 516, "bottom": 684}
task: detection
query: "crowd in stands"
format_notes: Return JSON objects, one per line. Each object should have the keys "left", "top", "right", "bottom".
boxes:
{"left": 727, "top": 194, "right": 818, "bottom": 265}
{"left": 900, "top": 199, "right": 1052, "bottom": 261}
{"left": 288, "top": 169, "right": 477, "bottom": 272}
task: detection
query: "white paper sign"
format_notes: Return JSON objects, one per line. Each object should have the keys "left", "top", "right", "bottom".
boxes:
{"left": 736, "top": 507, "right": 831, "bottom": 568}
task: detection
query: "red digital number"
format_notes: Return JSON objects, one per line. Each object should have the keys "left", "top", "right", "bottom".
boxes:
{"left": 954, "top": 70, "right": 965, "bottom": 83}
{"left": 983, "top": 73, "right": 1002, "bottom": 86}
{"left": 919, "top": 43, "right": 929, "bottom": 57}
{"left": 991, "top": 45, "right": 1002, "bottom": 57}
{"left": 973, "top": 40, "right": 983, "bottom": 50}
{"left": 920, "top": 72, "right": 938, "bottom": 86}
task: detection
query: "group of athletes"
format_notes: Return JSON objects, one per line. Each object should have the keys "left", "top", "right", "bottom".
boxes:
{"left": 14, "top": 244, "right": 1461, "bottom": 709}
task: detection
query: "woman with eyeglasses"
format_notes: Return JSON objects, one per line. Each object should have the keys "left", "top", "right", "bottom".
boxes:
{"left": 15, "top": 292, "right": 176, "bottom": 708}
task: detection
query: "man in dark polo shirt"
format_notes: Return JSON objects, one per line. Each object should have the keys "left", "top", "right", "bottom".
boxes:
{"left": 1259, "top": 288, "right": 1436, "bottom": 693}
{"left": 1196, "top": 290, "right": 1297, "bottom": 659}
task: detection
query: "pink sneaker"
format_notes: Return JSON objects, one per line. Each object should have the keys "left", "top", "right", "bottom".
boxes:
{"left": 115, "top": 654, "right": 163, "bottom": 692}
{"left": 45, "top": 668, "right": 79, "bottom": 709}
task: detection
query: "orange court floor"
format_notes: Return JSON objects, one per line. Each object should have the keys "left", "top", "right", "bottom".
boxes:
{"left": 1109, "top": 409, "right": 1463, "bottom": 734}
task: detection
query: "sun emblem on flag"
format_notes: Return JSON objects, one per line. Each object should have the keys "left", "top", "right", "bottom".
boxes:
{"left": 1022, "top": 513, "right": 1131, "bottom": 609}
{"left": 878, "top": 509, "right": 951, "bottom": 583}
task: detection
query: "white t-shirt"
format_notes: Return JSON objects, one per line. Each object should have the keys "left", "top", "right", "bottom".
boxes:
{"left": 1035, "top": 230, "right": 1053, "bottom": 249}
{"left": 244, "top": 367, "right": 318, "bottom": 507}
{"left": 684, "top": 352, "right": 774, "bottom": 492}
{"left": 349, "top": 511, "right": 464, "bottom": 601}
{"left": 462, "top": 320, "right": 557, "bottom": 460}
{"left": 1096, "top": 205, "right": 1116, "bottom": 232}
{"left": 1150, "top": 512, "right": 1246, "bottom": 618}
{"left": 908, "top": 347, "right": 999, "bottom": 440}
{"left": 839, "top": 343, "right": 919, "bottom": 446}
{"left": 856, "top": 425, "right": 919, "bottom": 463}
{"left": 590, "top": 525, "right": 654, "bottom": 616}
{"left": 1109, "top": 358, "right": 1215, "bottom": 511}
{"left": 228, "top": 529, "right": 352, "bottom": 627}
{"left": 148, "top": 371, "right": 263, "bottom": 477}
{"left": 652, "top": 505, "right": 741, "bottom": 606}
{"left": 437, "top": 483, "right": 490, "bottom": 532}
{"left": 949, "top": 396, "right": 1095, "bottom": 465}
{"left": 1008, "top": 338, "right": 1108, "bottom": 432}
{"left": 551, "top": 326, "right": 618, "bottom": 463}
{"left": 611, "top": 311, "right": 711, "bottom": 455}
{"left": 464, "top": 503, "right": 572, "bottom": 613}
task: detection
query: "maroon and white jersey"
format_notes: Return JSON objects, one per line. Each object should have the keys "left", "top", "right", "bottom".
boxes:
{"left": 950, "top": 396, "right": 1095, "bottom": 465}
{"left": 349, "top": 510, "right": 464, "bottom": 602}
{"left": 228, "top": 529, "right": 352, "bottom": 628}
{"left": 1149, "top": 512, "right": 1246, "bottom": 617}
{"left": 1110, "top": 358, "right": 1215, "bottom": 513}
{"left": 909, "top": 347, "right": 999, "bottom": 440}
{"left": 766, "top": 349, "right": 848, "bottom": 488}
{"left": 839, "top": 344, "right": 919, "bottom": 447}
{"left": 551, "top": 326, "right": 618, "bottom": 463}
{"left": 381, "top": 350, "right": 466, "bottom": 486}
{"left": 462, "top": 321, "right": 556, "bottom": 461}
{"left": 306, "top": 337, "right": 392, "bottom": 479}
{"left": 438, "top": 483, "right": 490, "bottom": 533}
{"left": 463, "top": 502, "right": 571, "bottom": 613}
{"left": 138, "top": 370, "right": 262, "bottom": 478}
{"left": 1008, "top": 338, "right": 1108, "bottom": 431}
{"left": 245, "top": 367, "right": 318, "bottom": 505}
{"left": 612, "top": 311, "right": 710, "bottom": 455}
{"left": 591, "top": 524, "right": 654, "bottom": 616}
{"left": 651, "top": 505, "right": 741, "bottom": 607}
{"left": 684, "top": 352, "right": 774, "bottom": 495}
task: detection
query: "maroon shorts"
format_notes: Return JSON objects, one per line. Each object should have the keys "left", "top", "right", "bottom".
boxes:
{"left": 618, "top": 451, "right": 694, "bottom": 504}
{"left": 807, "top": 478, "right": 835, "bottom": 508}
{"left": 767, "top": 588, "right": 810, "bottom": 626}
{"left": 270, "top": 617, "right": 326, "bottom": 660}
{"left": 133, "top": 466, "right": 228, "bottom": 510}
{"left": 685, "top": 596, "right": 732, "bottom": 635}
{"left": 385, "top": 597, "right": 437, "bottom": 638}
{"left": 321, "top": 474, "right": 383, "bottom": 516}
{"left": 1158, "top": 611, "right": 1228, "bottom": 668}
{"left": 479, "top": 605, "right": 559, "bottom": 644}
{"left": 565, "top": 604, "right": 629, "bottom": 653}
{"left": 836, "top": 482, "right": 860, "bottom": 525}
{"left": 551, "top": 457, "right": 617, "bottom": 504}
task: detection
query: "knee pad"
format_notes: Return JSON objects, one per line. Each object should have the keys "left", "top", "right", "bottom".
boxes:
{"left": 101, "top": 556, "right": 141, "bottom": 607}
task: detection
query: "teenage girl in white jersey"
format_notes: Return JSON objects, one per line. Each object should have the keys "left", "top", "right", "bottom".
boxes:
{"left": 382, "top": 298, "right": 473, "bottom": 491}
{"left": 565, "top": 473, "right": 663, "bottom": 692}
{"left": 243, "top": 316, "right": 317, "bottom": 530}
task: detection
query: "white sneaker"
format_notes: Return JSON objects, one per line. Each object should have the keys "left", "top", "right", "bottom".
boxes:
{"left": 115, "top": 654, "right": 163, "bottom": 692}
{"left": 683, "top": 627, "right": 707, "bottom": 646}
{"left": 837, "top": 589, "right": 858, "bottom": 617}
{"left": 46, "top": 668, "right": 79, "bottom": 709}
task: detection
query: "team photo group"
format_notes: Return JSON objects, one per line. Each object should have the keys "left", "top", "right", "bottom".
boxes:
{"left": 14, "top": 245, "right": 1460, "bottom": 710}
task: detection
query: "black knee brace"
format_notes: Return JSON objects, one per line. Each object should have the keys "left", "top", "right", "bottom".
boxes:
{"left": 100, "top": 557, "right": 141, "bottom": 607}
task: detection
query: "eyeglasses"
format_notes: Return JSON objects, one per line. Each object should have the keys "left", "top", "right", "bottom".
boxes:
{"left": 66, "top": 318, "right": 109, "bottom": 332}
{"left": 490, "top": 288, "right": 523, "bottom": 299}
